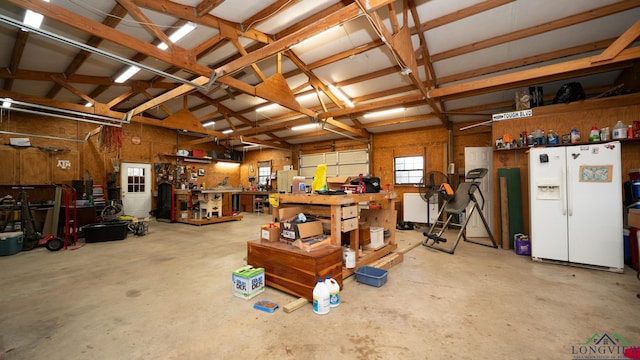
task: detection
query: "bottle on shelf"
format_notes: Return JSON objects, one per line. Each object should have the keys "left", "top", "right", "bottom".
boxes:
{"left": 588, "top": 126, "right": 600, "bottom": 142}
{"left": 547, "top": 129, "right": 558, "bottom": 145}
{"left": 570, "top": 128, "right": 581, "bottom": 143}
{"left": 629, "top": 125, "right": 635, "bottom": 139}
{"left": 612, "top": 120, "right": 626, "bottom": 139}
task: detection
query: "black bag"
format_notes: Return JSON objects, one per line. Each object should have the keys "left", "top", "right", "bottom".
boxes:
{"left": 351, "top": 176, "right": 381, "bottom": 193}
{"left": 552, "top": 82, "right": 585, "bottom": 104}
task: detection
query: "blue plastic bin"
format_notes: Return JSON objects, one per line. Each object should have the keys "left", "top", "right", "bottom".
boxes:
{"left": 354, "top": 266, "right": 388, "bottom": 287}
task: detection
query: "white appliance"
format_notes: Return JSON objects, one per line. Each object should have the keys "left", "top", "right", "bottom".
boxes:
{"left": 528, "top": 141, "right": 623, "bottom": 271}
{"left": 403, "top": 193, "right": 438, "bottom": 224}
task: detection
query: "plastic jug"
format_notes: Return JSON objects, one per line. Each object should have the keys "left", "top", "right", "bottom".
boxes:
{"left": 312, "top": 279, "right": 330, "bottom": 315}
{"left": 613, "top": 120, "right": 626, "bottom": 139}
{"left": 588, "top": 126, "right": 600, "bottom": 142}
{"left": 325, "top": 276, "right": 340, "bottom": 307}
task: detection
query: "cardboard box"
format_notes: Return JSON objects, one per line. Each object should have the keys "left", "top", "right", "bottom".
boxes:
{"left": 327, "top": 176, "right": 352, "bottom": 190}
{"left": 281, "top": 220, "right": 323, "bottom": 240}
{"left": 232, "top": 266, "right": 265, "bottom": 300}
{"left": 629, "top": 208, "right": 640, "bottom": 228}
{"left": 260, "top": 225, "right": 280, "bottom": 242}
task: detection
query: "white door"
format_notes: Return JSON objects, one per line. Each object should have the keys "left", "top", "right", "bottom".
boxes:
{"left": 464, "top": 147, "right": 493, "bottom": 237}
{"left": 121, "top": 163, "right": 152, "bottom": 218}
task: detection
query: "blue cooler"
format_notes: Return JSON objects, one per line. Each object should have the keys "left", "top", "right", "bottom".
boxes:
{"left": 0, "top": 231, "right": 23, "bottom": 256}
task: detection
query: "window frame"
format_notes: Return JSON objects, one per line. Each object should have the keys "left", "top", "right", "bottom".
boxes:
{"left": 393, "top": 155, "right": 424, "bottom": 185}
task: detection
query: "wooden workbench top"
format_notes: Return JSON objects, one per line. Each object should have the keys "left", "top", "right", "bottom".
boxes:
{"left": 277, "top": 191, "right": 397, "bottom": 205}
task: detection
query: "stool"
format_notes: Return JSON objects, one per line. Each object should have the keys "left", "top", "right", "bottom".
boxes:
{"left": 254, "top": 197, "right": 264, "bottom": 214}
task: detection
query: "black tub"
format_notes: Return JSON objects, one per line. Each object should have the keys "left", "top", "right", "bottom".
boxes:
{"left": 83, "top": 221, "right": 129, "bottom": 243}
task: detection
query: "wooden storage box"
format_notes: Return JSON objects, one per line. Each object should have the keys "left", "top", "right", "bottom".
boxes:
{"left": 247, "top": 240, "right": 342, "bottom": 300}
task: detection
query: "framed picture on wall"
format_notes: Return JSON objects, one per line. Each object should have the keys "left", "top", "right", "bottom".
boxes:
{"left": 198, "top": 168, "right": 205, "bottom": 176}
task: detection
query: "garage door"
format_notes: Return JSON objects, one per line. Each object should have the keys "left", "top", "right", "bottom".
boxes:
{"left": 298, "top": 149, "right": 370, "bottom": 181}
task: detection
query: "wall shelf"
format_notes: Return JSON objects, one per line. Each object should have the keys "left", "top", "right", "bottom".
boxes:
{"left": 161, "top": 153, "right": 241, "bottom": 164}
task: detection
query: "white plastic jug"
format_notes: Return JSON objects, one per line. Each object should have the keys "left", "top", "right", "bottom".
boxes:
{"left": 312, "top": 279, "right": 330, "bottom": 315}
{"left": 325, "top": 276, "right": 340, "bottom": 307}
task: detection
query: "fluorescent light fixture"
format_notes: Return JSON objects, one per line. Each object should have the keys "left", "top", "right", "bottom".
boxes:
{"left": 328, "top": 84, "right": 354, "bottom": 108}
{"left": 84, "top": 102, "right": 93, "bottom": 107}
{"left": 202, "top": 120, "right": 215, "bottom": 127}
{"left": 157, "top": 22, "right": 196, "bottom": 50}
{"left": 2, "top": 98, "right": 12, "bottom": 108}
{"left": 291, "top": 123, "right": 319, "bottom": 131}
{"left": 363, "top": 107, "right": 406, "bottom": 118}
{"left": 114, "top": 65, "right": 140, "bottom": 83}
{"left": 256, "top": 103, "right": 280, "bottom": 113}
{"left": 22, "top": 1, "right": 49, "bottom": 30}
{"left": 216, "top": 162, "right": 240, "bottom": 168}
{"left": 295, "top": 93, "right": 316, "bottom": 102}
{"left": 222, "top": 129, "right": 233, "bottom": 134}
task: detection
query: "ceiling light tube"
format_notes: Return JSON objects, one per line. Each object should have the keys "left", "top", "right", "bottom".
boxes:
{"left": 157, "top": 22, "right": 196, "bottom": 50}
{"left": 2, "top": 98, "right": 12, "bottom": 108}
{"left": 222, "top": 129, "right": 233, "bottom": 134}
{"left": 256, "top": 103, "right": 280, "bottom": 113}
{"left": 202, "top": 120, "right": 215, "bottom": 127}
{"left": 114, "top": 65, "right": 140, "bottom": 83}
{"left": 363, "top": 107, "right": 405, "bottom": 118}
{"left": 22, "top": 0, "right": 49, "bottom": 30}
{"left": 328, "top": 84, "right": 354, "bottom": 107}
{"left": 291, "top": 123, "right": 319, "bottom": 131}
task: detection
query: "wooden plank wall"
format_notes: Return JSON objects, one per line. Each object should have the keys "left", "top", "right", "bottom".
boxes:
{"left": 491, "top": 93, "right": 640, "bottom": 235}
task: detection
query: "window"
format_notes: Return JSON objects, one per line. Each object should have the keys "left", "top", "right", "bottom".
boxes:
{"left": 127, "top": 166, "right": 146, "bottom": 192}
{"left": 257, "top": 161, "right": 271, "bottom": 186}
{"left": 394, "top": 156, "right": 424, "bottom": 185}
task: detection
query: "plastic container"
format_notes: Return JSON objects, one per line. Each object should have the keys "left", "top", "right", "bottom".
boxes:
{"left": 342, "top": 247, "right": 356, "bottom": 268}
{"left": 354, "top": 266, "right": 388, "bottom": 287}
{"left": 588, "top": 126, "right": 600, "bottom": 142}
{"left": 0, "top": 231, "right": 23, "bottom": 256}
{"left": 612, "top": 120, "right": 626, "bottom": 139}
{"left": 547, "top": 129, "right": 558, "bottom": 144}
{"left": 83, "top": 221, "right": 129, "bottom": 243}
{"left": 312, "top": 279, "right": 330, "bottom": 314}
{"left": 325, "top": 276, "right": 340, "bottom": 307}
{"left": 570, "top": 128, "right": 580, "bottom": 143}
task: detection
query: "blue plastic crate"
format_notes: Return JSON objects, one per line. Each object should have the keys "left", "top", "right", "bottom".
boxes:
{"left": 354, "top": 266, "right": 388, "bottom": 287}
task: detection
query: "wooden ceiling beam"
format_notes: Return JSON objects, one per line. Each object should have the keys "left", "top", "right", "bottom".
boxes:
{"left": 428, "top": 47, "right": 640, "bottom": 100}
{"left": 242, "top": 0, "right": 300, "bottom": 32}
{"left": 430, "top": 0, "right": 640, "bottom": 62}
{"left": 50, "top": 74, "right": 95, "bottom": 105}
{"left": 3, "top": 29, "right": 28, "bottom": 91}
{"left": 195, "top": 0, "right": 224, "bottom": 17}
{"left": 592, "top": 19, "right": 640, "bottom": 63}
{"left": 116, "top": 0, "right": 174, "bottom": 50}
{"left": 132, "top": 0, "right": 271, "bottom": 44}
{"left": 215, "top": 3, "right": 361, "bottom": 77}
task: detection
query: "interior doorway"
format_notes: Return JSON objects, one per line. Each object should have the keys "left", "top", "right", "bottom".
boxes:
{"left": 464, "top": 147, "right": 493, "bottom": 238}
{"left": 120, "top": 162, "right": 152, "bottom": 218}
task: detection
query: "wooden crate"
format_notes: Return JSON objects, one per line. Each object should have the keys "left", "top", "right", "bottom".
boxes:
{"left": 247, "top": 240, "right": 342, "bottom": 300}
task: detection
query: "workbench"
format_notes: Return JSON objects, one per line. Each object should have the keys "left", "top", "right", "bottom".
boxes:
{"left": 174, "top": 189, "right": 242, "bottom": 225}
{"left": 274, "top": 191, "right": 397, "bottom": 277}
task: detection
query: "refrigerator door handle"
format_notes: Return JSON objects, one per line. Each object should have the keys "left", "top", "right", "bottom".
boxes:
{"left": 561, "top": 167, "right": 567, "bottom": 216}
{"left": 567, "top": 164, "right": 573, "bottom": 216}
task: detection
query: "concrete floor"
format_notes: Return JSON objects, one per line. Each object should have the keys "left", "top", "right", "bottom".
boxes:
{"left": 1, "top": 213, "right": 639, "bottom": 360}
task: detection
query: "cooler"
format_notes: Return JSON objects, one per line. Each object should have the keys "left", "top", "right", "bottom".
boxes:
{"left": 0, "top": 231, "right": 23, "bottom": 256}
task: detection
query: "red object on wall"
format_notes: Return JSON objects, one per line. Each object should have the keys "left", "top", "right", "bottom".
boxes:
{"left": 192, "top": 149, "right": 204, "bottom": 158}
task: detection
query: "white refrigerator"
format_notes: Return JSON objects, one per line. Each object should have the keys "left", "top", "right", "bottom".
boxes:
{"left": 528, "top": 141, "right": 623, "bottom": 271}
